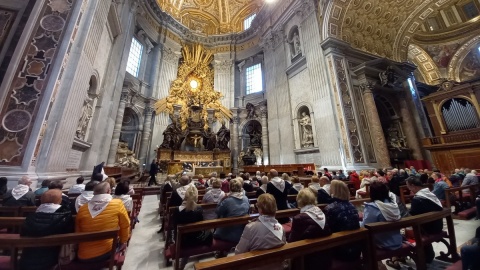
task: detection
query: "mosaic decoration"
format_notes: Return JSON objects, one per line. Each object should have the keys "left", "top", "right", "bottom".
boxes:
{"left": 0, "top": 0, "right": 76, "bottom": 165}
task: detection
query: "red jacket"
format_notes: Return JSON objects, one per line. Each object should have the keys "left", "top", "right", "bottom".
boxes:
{"left": 350, "top": 173, "right": 360, "bottom": 190}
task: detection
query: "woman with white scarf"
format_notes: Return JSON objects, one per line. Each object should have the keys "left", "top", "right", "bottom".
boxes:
{"left": 362, "top": 181, "right": 402, "bottom": 251}
{"left": 256, "top": 176, "right": 269, "bottom": 197}
{"left": 267, "top": 169, "right": 292, "bottom": 224}
{"left": 288, "top": 176, "right": 304, "bottom": 195}
{"left": 288, "top": 189, "right": 332, "bottom": 269}
{"left": 235, "top": 193, "right": 286, "bottom": 270}
{"left": 2, "top": 176, "right": 35, "bottom": 206}
{"left": 170, "top": 175, "right": 192, "bottom": 207}
{"left": 202, "top": 178, "right": 225, "bottom": 220}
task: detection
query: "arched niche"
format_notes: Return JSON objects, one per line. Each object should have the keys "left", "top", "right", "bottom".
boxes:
{"left": 441, "top": 98, "right": 480, "bottom": 132}
{"left": 77, "top": 72, "right": 100, "bottom": 142}
{"left": 120, "top": 107, "right": 142, "bottom": 156}
{"left": 296, "top": 105, "right": 314, "bottom": 149}
{"left": 287, "top": 25, "right": 302, "bottom": 60}
{"left": 240, "top": 119, "right": 262, "bottom": 151}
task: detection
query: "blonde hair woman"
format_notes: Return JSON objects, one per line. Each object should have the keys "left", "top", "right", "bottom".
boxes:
{"left": 202, "top": 178, "right": 225, "bottom": 220}
{"left": 104, "top": 177, "right": 116, "bottom": 193}
{"left": 235, "top": 194, "right": 286, "bottom": 269}
{"left": 289, "top": 189, "right": 332, "bottom": 269}
{"left": 323, "top": 180, "right": 361, "bottom": 262}
{"left": 174, "top": 185, "right": 212, "bottom": 270}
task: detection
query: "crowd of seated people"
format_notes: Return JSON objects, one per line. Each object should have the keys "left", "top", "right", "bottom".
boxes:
{"left": 164, "top": 166, "right": 480, "bottom": 269}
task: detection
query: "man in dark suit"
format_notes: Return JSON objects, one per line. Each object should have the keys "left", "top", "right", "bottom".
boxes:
{"left": 148, "top": 159, "right": 159, "bottom": 186}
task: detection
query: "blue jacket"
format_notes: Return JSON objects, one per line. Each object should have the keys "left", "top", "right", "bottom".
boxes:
{"left": 213, "top": 196, "right": 250, "bottom": 243}
{"left": 363, "top": 201, "right": 402, "bottom": 250}
{"left": 432, "top": 181, "right": 449, "bottom": 200}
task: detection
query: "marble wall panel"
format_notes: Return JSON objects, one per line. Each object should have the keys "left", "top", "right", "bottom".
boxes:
{"left": 0, "top": 0, "right": 78, "bottom": 166}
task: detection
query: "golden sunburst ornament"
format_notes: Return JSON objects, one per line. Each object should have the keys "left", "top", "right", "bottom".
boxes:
{"left": 154, "top": 44, "right": 232, "bottom": 130}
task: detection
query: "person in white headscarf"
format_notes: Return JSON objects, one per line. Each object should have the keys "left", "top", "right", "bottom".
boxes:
{"left": 202, "top": 178, "right": 225, "bottom": 220}
{"left": 235, "top": 193, "right": 286, "bottom": 270}
{"left": 289, "top": 189, "right": 332, "bottom": 270}
{"left": 362, "top": 181, "right": 402, "bottom": 250}
{"left": 266, "top": 169, "right": 292, "bottom": 224}
{"left": 3, "top": 176, "right": 35, "bottom": 206}
{"left": 407, "top": 176, "right": 443, "bottom": 263}
{"left": 75, "top": 182, "right": 130, "bottom": 262}
{"left": 169, "top": 175, "right": 192, "bottom": 207}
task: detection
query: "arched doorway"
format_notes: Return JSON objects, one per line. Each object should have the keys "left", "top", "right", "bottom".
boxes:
{"left": 120, "top": 107, "right": 141, "bottom": 156}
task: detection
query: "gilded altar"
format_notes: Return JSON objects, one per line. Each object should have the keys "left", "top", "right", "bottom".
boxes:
{"left": 154, "top": 43, "right": 232, "bottom": 175}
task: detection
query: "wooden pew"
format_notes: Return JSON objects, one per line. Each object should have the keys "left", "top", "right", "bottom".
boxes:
{"left": 170, "top": 208, "right": 300, "bottom": 270}
{"left": 0, "top": 229, "right": 120, "bottom": 270}
{"left": 194, "top": 228, "right": 371, "bottom": 270}
{"left": 364, "top": 209, "right": 459, "bottom": 270}
{"left": 0, "top": 206, "right": 20, "bottom": 217}
{"left": 445, "top": 184, "right": 479, "bottom": 219}
{"left": 0, "top": 217, "right": 26, "bottom": 234}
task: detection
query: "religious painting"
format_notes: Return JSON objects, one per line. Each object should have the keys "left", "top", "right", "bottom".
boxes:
{"left": 424, "top": 43, "right": 460, "bottom": 68}
{"left": 459, "top": 49, "right": 480, "bottom": 82}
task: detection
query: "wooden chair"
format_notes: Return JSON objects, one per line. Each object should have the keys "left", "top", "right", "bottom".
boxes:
{"left": 0, "top": 228, "right": 120, "bottom": 270}
{"left": 364, "top": 209, "right": 459, "bottom": 270}
{"left": 193, "top": 228, "right": 371, "bottom": 270}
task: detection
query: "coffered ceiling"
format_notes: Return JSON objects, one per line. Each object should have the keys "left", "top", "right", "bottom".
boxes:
{"left": 157, "top": 0, "right": 263, "bottom": 35}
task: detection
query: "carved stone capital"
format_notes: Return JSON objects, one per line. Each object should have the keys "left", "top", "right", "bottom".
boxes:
{"left": 296, "top": 0, "right": 316, "bottom": 18}
{"left": 259, "top": 106, "right": 268, "bottom": 118}
{"left": 231, "top": 116, "right": 240, "bottom": 125}
{"left": 162, "top": 47, "right": 180, "bottom": 65}
{"left": 261, "top": 29, "right": 284, "bottom": 51}
{"left": 144, "top": 106, "right": 155, "bottom": 115}
{"left": 214, "top": 60, "right": 233, "bottom": 73}
{"left": 359, "top": 81, "right": 376, "bottom": 94}
{"left": 120, "top": 91, "right": 130, "bottom": 102}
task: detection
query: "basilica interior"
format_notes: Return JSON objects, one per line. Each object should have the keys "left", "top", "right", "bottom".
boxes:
{"left": 1, "top": 0, "right": 480, "bottom": 269}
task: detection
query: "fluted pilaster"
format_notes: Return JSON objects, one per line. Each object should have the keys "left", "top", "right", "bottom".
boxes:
{"left": 231, "top": 108, "right": 240, "bottom": 173}
{"left": 360, "top": 84, "right": 391, "bottom": 168}
{"left": 138, "top": 105, "right": 154, "bottom": 166}
{"left": 107, "top": 91, "right": 129, "bottom": 165}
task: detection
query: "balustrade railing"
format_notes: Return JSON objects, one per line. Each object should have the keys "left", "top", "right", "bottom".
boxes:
{"left": 422, "top": 128, "right": 480, "bottom": 146}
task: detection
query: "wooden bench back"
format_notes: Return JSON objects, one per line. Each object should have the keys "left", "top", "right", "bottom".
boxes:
{"left": 444, "top": 184, "right": 479, "bottom": 208}
{"left": 365, "top": 209, "right": 456, "bottom": 270}
{"left": 194, "top": 228, "right": 371, "bottom": 270}
{"left": 0, "top": 228, "right": 119, "bottom": 270}
{"left": 0, "top": 217, "right": 26, "bottom": 234}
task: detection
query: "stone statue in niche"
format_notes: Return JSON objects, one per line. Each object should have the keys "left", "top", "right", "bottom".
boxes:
{"left": 293, "top": 32, "right": 302, "bottom": 56}
{"left": 76, "top": 95, "right": 93, "bottom": 140}
{"left": 299, "top": 112, "right": 314, "bottom": 148}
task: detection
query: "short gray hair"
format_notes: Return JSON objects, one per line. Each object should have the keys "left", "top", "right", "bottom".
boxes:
{"left": 18, "top": 176, "right": 32, "bottom": 185}
{"left": 93, "top": 182, "right": 110, "bottom": 195}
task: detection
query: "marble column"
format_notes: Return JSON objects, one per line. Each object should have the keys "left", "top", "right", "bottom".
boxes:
{"left": 231, "top": 108, "right": 240, "bottom": 174}
{"left": 107, "top": 91, "right": 129, "bottom": 165}
{"left": 398, "top": 92, "right": 424, "bottom": 160}
{"left": 360, "top": 84, "right": 391, "bottom": 168}
{"left": 138, "top": 105, "right": 154, "bottom": 166}
{"left": 260, "top": 105, "right": 269, "bottom": 165}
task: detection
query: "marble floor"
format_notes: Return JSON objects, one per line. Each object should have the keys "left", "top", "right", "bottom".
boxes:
{"left": 123, "top": 195, "right": 480, "bottom": 270}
